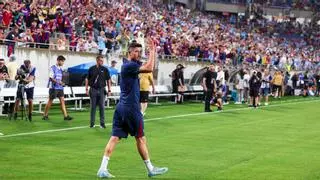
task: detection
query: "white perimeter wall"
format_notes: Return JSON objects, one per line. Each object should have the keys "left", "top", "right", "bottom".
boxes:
{"left": 0, "top": 46, "right": 207, "bottom": 87}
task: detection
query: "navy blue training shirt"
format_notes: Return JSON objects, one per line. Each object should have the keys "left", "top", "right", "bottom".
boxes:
{"left": 119, "top": 58, "right": 142, "bottom": 107}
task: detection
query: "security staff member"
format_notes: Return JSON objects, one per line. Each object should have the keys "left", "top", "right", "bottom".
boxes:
{"left": 202, "top": 64, "right": 217, "bottom": 112}
{"left": 43, "top": 55, "right": 73, "bottom": 121}
{"left": 85, "top": 55, "right": 111, "bottom": 128}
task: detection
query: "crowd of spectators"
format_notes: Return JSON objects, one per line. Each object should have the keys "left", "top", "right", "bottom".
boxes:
{"left": 0, "top": 0, "right": 318, "bottom": 72}
{"left": 209, "top": 0, "right": 320, "bottom": 11}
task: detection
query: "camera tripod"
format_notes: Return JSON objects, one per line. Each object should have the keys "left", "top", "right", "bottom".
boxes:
{"left": 17, "top": 84, "right": 29, "bottom": 121}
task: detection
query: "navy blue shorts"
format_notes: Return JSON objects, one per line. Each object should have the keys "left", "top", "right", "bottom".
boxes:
{"left": 261, "top": 88, "right": 269, "bottom": 96}
{"left": 112, "top": 104, "right": 144, "bottom": 138}
{"left": 16, "top": 87, "right": 34, "bottom": 100}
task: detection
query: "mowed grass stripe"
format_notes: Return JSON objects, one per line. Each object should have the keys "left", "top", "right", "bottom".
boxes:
{"left": 0, "top": 98, "right": 319, "bottom": 138}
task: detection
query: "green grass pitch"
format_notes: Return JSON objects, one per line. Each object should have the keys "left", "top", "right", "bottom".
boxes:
{"left": 1, "top": 97, "right": 320, "bottom": 179}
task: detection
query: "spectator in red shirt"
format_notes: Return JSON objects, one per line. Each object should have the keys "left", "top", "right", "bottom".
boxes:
{"left": 69, "top": 30, "right": 78, "bottom": 51}
{"left": 2, "top": 4, "right": 13, "bottom": 28}
{"left": 30, "top": 20, "right": 38, "bottom": 33}
{"left": 55, "top": 12, "right": 66, "bottom": 33}
{"left": 85, "top": 18, "right": 94, "bottom": 34}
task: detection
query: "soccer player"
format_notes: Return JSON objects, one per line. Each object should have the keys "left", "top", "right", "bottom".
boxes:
{"left": 97, "top": 39, "right": 168, "bottom": 178}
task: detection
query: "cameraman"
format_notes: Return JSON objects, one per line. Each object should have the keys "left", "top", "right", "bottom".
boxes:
{"left": 13, "top": 60, "right": 36, "bottom": 121}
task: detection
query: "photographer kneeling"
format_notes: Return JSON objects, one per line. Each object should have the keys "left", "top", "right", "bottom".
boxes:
{"left": 13, "top": 60, "right": 36, "bottom": 121}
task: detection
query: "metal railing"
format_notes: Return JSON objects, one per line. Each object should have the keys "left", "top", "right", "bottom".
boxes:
{"left": 158, "top": 54, "right": 320, "bottom": 71}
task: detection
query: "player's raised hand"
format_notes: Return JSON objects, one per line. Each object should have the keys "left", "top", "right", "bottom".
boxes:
{"left": 147, "top": 37, "right": 155, "bottom": 52}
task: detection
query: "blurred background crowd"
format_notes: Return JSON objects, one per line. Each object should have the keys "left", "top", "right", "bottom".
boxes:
{"left": 0, "top": 0, "right": 318, "bottom": 71}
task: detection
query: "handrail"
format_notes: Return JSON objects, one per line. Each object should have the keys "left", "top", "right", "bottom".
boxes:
{"left": 0, "top": 38, "right": 102, "bottom": 53}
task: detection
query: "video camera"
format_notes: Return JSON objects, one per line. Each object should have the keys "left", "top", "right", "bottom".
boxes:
{"left": 16, "top": 66, "right": 30, "bottom": 84}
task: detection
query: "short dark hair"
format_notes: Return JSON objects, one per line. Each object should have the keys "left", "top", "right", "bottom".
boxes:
{"left": 0, "top": 58, "right": 4, "bottom": 62}
{"left": 57, "top": 55, "right": 66, "bottom": 61}
{"left": 96, "top": 55, "right": 104, "bottom": 60}
{"left": 24, "top": 59, "right": 31, "bottom": 64}
{"left": 128, "top": 42, "right": 142, "bottom": 52}
{"left": 129, "top": 42, "right": 142, "bottom": 49}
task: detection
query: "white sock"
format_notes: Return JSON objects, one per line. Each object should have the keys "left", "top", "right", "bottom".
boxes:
{"left": 144, "top": 159, "right": 154, "bottom": 172}
{"left": 99, "top": 156, "right": 109, "bottom": 171}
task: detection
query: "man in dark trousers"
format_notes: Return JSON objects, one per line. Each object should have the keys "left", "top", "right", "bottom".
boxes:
{"left": 171, "top": 64, "right": 185, "bottom": 103}
{"left": 202, "top": 64, "right": 217, "bottom": 112}
{"left": 85, "top": 55, "right": 112, "bottom": 128}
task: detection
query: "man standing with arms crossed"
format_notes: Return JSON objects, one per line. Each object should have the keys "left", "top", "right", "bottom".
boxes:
{"left": 96, "top": 39, "right": 168, "bottom": 178}
{"left": 85, "top": 55, "right": 112, "bottom": 128}
{"left": 42, "top": 55, "right": 73, "bottom": 121}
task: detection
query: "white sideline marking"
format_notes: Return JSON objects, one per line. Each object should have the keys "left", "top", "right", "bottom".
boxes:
{"left": 0, "top": 98, "right": 319, "bottom": 138}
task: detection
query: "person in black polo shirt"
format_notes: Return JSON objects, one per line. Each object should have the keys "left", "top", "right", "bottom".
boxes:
{"left": 202, "top": 64, "right": 217, "bottom": 112}
{"left": 85, "top": 55, "right": 111, "bottom": 128}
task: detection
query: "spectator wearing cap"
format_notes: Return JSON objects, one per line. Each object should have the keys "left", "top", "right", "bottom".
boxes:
{"left": 43, "top": 55, "right": 73, "bottom": 121}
